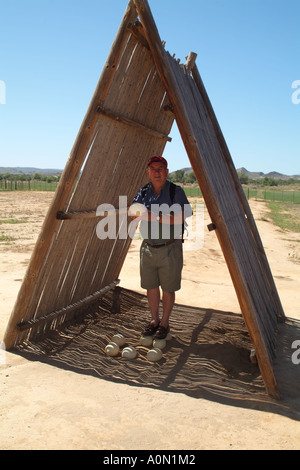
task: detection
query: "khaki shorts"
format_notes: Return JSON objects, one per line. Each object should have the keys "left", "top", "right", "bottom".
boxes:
{"left": 140, "top": 240, "right": 183, "bottom": 292}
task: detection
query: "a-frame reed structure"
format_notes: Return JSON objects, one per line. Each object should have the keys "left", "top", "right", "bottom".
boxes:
{"left": 4, "top": 0, "right": 285, "bottom": 398}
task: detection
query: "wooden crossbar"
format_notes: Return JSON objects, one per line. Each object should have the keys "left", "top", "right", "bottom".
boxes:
{"left": 96, "top": 105, "right": 172, "bottom": 141}
{"left": 17, "top": 280, "right": 120, "bottom": 331}
{"left": 56, "top": 208, "right": 127, "bottom": 220}
{"left": 57, "top": 209, "right": 98, "bottom": 220}
{"left": 127, "top": 20, "right": 150, "bottom": 50}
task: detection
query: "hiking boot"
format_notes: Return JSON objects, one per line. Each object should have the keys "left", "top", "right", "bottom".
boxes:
{"left": 154, "top": 325, "right": 169, "bottom": 340}
{"left": 142, "top": 322, "right": 160, "bottom": 337}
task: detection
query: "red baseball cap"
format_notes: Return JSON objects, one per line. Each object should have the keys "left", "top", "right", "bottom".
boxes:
{"left": 147, "top": 156, "right": 168, "bottom": 167}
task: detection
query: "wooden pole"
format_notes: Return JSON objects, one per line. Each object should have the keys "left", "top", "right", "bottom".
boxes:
{"left": 17, "top": 280, "right": 120, "bottom": 332}
{"left": 133, "top": 0, "right": 279, "bottom": 398}
{"left": 190, "top": 59, "right": 285, "bottom": 322}
{"left": 3, "top": 2, "right": 138, "bottom": 350}
{"left": 56, "top": 208, "right": 128, "bottom": 220}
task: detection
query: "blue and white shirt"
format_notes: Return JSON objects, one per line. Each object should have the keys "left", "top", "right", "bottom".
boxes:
{"left": 133, "top": 181, "right": 193, "bottom": 244}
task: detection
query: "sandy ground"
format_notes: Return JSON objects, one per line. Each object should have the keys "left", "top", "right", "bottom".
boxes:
{"left": 0, "top": 191, "right": 300, "bottom": 450}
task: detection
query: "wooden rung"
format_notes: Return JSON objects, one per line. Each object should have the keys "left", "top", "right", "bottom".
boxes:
{"left": 57, "top": 208, "right": 127, "bottom": 220}
{"left": 96, "top": 105, "right": 172, "bottom": 141}
{"left": 57, "top": 209, "right": 98, "bottom": 220}
{"left": 17, "top": 279, "right": 120, "bottom": 331}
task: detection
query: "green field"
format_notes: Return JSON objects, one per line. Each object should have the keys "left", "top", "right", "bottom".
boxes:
{"left": 243, "top": 187, "right": 300, "bottom": 204}
{"left": 265, "top": 201, "right": 300, "bottom": 233}
{"left": 0, "top": 180, "right": 58, "bottom": 191}
{"left": 1, "top": 179, "right": 300, "bottom": 204}
{"left": 183, "top": 185, "right": 300, "bottom": 204}
{"left": 182, "top": 186, "right": 300, "bottom": 233}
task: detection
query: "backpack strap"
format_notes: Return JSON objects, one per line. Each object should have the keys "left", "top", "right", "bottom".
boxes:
{"left": 169, "top": 182, "right": 176, "bottom": 204}
{"left": 169, "top": 182, "right": 185, "bottom": 242}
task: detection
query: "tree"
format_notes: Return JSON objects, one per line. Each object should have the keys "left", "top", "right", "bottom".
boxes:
{"left": 174, "top": 169, "right": 185, "bottom": 183}
{"left": 237, "top": 172, "right": 249, "bottom": 185}
{"left": 184, "top": 171, "right": 197, "bottom": 184}
{"left": 261, "top": 177, "right": 278, "bottom": 187}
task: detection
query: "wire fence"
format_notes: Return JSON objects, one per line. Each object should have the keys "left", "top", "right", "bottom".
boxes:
{"left": 243, "top": 187, "right": 300, "bottom": 203}
{"left": 1, "top": 179, "right": 300, "bottom": 204}
{"left": 183, "top": 186, "right": 300, "bottom": 204}
{"left": 0, "top": 180, "right": 58, "bottom": 191}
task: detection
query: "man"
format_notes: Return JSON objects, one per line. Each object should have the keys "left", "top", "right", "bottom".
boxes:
{"left": 129, "top": 156, "right": 192, "bottom": 340}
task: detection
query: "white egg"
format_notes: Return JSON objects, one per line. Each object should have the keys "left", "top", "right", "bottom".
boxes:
{"left": 122, "top": 346, "right": 137, "bottom": 359}
{"left": 153, "top": 338, "right": 166, "bottom": 350}
{"left": 111, "top": 334, "right": 126, "bottom": 346}
{"left": 147, "top": 348, "right": 163, "bottom": 362}
{"left": 105, "top": 342, "right": 120, "bottom": 357}
{"left": 140, "top": 335, "right": 153, "bottom": 347}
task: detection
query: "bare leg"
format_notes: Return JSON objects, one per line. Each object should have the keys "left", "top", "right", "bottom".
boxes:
{"left": 161, "top": 291, "right": 175, "bottom": 328}
{"left": 147, "top": 287, "right": 160, "bottom": 326}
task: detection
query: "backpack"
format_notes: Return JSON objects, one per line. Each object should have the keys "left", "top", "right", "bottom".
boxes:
{"left": 141, "top": 182, "right": 186, "bottom": 241}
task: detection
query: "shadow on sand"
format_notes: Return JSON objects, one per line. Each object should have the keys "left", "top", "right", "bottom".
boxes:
{"left": 15, "top": 288, "right": 300, "bottom": 421}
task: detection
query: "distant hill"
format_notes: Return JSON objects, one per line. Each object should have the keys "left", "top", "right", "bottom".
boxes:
{"left": 170, "top": 167, "right": 300, "bottom": 180}
{"left": 236, "top": 167, "right": 300, "bottom": 180}
{"left": 0, "top": 167, "right": 63, "bottom": 176}
{"left": 1, "top": 166, "right": 299, "bottom": 180}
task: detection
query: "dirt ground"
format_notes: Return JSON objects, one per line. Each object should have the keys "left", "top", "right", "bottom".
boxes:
{"left": 0, "top": 191, "right": 299, "bottom": 450}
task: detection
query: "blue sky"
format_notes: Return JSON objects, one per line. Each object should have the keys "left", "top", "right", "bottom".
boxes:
{"left": 1, "top": 0, "right": 299, "bottom": 175}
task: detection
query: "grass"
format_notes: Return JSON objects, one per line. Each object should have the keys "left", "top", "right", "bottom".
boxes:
{"left": 0, "top": 219, "right": 28, "bottom": 224}
{"left": 183, "top": 185, "right": 300, "bottom": 203}
{"left": 266, "top": 201, "right": 300, "bottom": 233}
{"left": 0, "top": 233, "right": 15, "bottom": 244}
{"left": 244, "top": 188, "right": 300, "bottom": 203}
{"left": 0, "top": 220, "right": 26, "bottom": 244}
